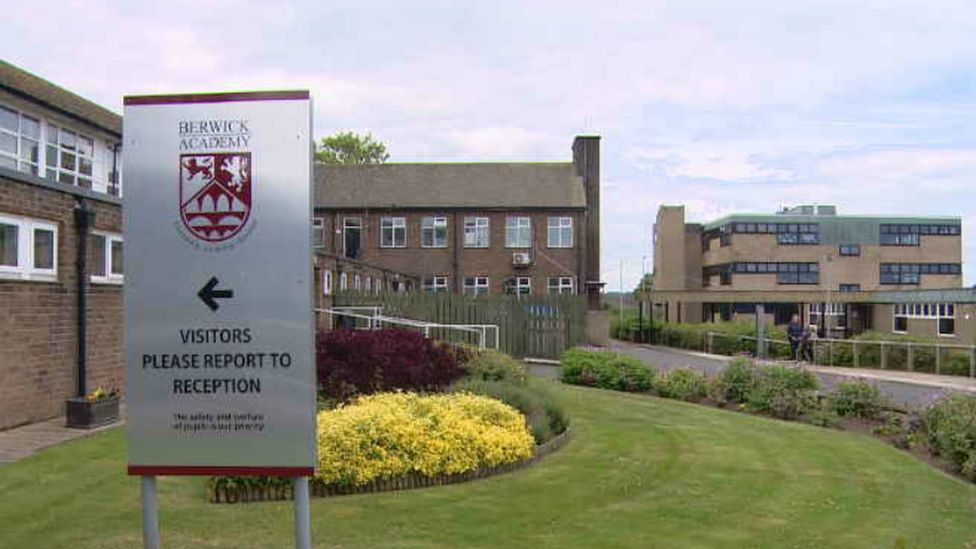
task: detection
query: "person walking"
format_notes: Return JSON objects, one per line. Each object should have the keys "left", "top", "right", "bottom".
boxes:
{"left": 787, "top": 314, "right": 804, "bottom": 361}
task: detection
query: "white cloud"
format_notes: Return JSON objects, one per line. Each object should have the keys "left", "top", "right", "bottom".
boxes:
{"left": 5, "top": 0, "right": 976, "bottom": 288}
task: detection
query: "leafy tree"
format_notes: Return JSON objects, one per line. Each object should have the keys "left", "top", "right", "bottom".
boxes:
{"left": 633, "top": 273, "right": 654, "bottom": 296}
{"left": 315, "top": 131, "right": 390, "bottom": 164}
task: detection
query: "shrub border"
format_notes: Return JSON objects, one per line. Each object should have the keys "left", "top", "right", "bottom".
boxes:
{"left": 208, "top": 428, "right": 571, "bottom": 504}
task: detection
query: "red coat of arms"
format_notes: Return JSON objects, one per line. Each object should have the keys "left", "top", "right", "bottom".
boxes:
{"left": 179, "top": 153, "right": 252, "bottom": 242}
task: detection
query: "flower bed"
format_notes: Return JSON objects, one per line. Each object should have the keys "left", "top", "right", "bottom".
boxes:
{"left": 209, "top": 391, "right": 555, "bottom": 503}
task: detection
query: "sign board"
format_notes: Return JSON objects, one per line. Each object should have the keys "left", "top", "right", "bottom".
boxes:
{"left": 123, "top": 91, "right": 315, "bottom": 476}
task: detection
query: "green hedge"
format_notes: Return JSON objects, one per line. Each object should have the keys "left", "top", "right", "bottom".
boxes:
{"left": 560, "top": 348, "right": 654, "bottom": 392}
{"left": 653, "top": 321, "right": 792, "bottom": 359}
{"left": 922, "top": 394, "right": 976, "bottom": 480}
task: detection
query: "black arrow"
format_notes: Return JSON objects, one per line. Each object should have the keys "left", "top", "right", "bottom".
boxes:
{"left": 198, "top": 276, "right": 234, "bottom": 311}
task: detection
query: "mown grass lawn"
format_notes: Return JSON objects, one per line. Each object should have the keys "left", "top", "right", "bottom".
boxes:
{"left": 1, "top": 383, "right": 975, "bottom": 549}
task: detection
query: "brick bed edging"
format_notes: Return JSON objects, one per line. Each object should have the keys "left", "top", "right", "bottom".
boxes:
{"left": 208, "top": 428, "right": 571, "bottom": 504}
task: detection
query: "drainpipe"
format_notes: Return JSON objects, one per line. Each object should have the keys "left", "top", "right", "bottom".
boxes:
{"left": 74, "top": 200, "right": 96, "bottom": 397}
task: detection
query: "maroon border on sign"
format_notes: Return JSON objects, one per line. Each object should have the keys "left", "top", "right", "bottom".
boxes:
{"left": 123, "top": 90, "right": 309, "bottom": 105}
{"left": 128, "top": 465, "right": 314, "bottom": 476}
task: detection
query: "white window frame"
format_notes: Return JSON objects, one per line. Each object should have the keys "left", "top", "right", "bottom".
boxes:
{"left": 892, "top": 304, "right": 908, "bottom": 334}
{"left": 323, "top": 270, "right": 333, "bottom": 295}
{"left": 463, "top": 217, "right": 490, "bottom": 248}
{"left": 0, "top": 105, "right": 41, "bottom": 176}
{"left": 354, "top": 274, "right": 361, "bottom": 291}
{"left": 547, "top": 216, "right": 573, "bottom": 248}
{"left": 0, "top": 213, "right": 58, "bottom": 282}
{"left": 505, "top": 216, "right": 532, "bottom": 248}
{"left": 506, "top": 276, "right": 531, "bottom": 297}
{"left": 90, "top": 231, "right": 123, "bottom": 284}
{"left": 312, "top": 217, "right": 324, "bottom": 248}
{"left": 45, "top": 123, "right": 96, "bottom": 188}
{"left": 364, "top": 276, "right": 371, "bottom": 293}
{"left": 421, "top": 216, "right": 448, "bottom": 248}
{"left": 463, "top": 276, "right": 489, "bottom": 296}
{"left": 547, "top": 276, "right": 575, "bottom": 295}
{"left": 380, "top": 216, "right": 406, "bottom": 248}
{"left": 424, "top": 275, "right": 449, "bottom": 293}
{"left": 339, "top": 272, "right": 348, "bottom": 291}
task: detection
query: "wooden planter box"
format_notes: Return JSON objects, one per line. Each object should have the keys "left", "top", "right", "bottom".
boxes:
{"left": 65, "top": 396, "right": 120, "bottom": 429}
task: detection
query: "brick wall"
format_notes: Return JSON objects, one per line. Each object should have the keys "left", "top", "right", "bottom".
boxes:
{"left": 315, "top": 209, "right": 583, "bottom": 296}
{"left": 0, "top": 172, "right": 122, "bottom": 430}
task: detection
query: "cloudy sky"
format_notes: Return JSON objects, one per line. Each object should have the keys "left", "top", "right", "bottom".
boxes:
{"left": 6, "top": 0, "right": 976, "bottom": 288}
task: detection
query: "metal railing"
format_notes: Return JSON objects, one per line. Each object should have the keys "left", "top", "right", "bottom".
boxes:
{"left": 317, "top": 307, "right": 500, "bottom": 350}
{"left": 700, "top": 331, "right": 976, "bottom": 378}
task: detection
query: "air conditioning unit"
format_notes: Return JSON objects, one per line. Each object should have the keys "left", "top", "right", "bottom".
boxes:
{"left": 512, "top": 252, "right": 532, "bottom": 267}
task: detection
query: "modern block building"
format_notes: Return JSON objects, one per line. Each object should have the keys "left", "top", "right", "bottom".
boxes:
{"left": 312, "top": 136, "right": 604, "bottom": 310}
{"left": 653, "top": 204, "right": 971, "bottom": 340}
{"left": 0, "top": 60, "right": 124, "bottom": 429}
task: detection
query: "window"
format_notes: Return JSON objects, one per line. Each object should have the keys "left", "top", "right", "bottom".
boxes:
{"left": 353, "top": 274, "right": 361, "bottom": 291}
{"left": 547, "top": 276, "right": 574, "bottom": 295}
{"left": 809, "top": 302, "right": 846, "bottom": 329}
{"left": 46, "top": 124, "right": 95, "bottom": 188}
{"left": 719, "top": 225, "right": 732, "bottom": 247}
{"left": 506, "top": 217, "right": 532, "bottom": 248}
{"left": 421, "top": 217, "right": 448, "bottom": 248}
{"left": 424, "top": 275, "right": 449, "bottom": 293}
{"left": 464, "top": 217, "right": 489, "bottom": 248}
{"left": 839, "top": 284, "right": 861, "bottom": 292}
{"left": 939, "top": 304, "right": 955, "bottom": 336}
{"left": 463, "top": 276, "right": 489, "bottom": 296}
{"left": 547, "top": 217, "right": 573, "bottom": 248}
{"left": 880, "top": 263, "right": 961, "bottom": 284}
{"left": 505, "top": 276, "right": 531, "bottom": 296}
{"left": 380, "top": 217, "right": 406, "bottom": 248}
{"left": 839, "top": 244, "right": 860, "bottom": 256}
{"left": 892, "top": 302, "right": 956, "bottom": 336}
{"left": 0, "top": 106, "right": 41, "bottom": 175}
{"left": 343, "top": 217, "right": 362, "bottom": 258}
{"left": 312, "top": 217, "right": 324, "bottom": 248}
{"left": 881, "top": 223, "right": 960, "bottom": 245}
{"left": 339, "top": 273, "right": 347, "bottom": 291}
{"left": 90, "top": 231, "right": 122, "bottom": 283}
{"left": 364, "top": 277, "right": 371, "bottom": 293}
{"left": 0, "top": 214, "right": 57, "bottom": 281}
{"left": 323, "top": 270, "right": 333, "bottom": 295}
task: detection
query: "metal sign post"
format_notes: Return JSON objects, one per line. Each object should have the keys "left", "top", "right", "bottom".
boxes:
{"left": 123, "top": 91, "right": 316, "bottom": 548}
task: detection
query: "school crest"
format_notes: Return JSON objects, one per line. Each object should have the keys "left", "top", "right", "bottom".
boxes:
{"left": 179, "top": 153, "right": 252, "bottom": 242}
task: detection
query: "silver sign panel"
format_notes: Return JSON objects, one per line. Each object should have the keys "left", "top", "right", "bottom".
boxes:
{"left": 123, "top": 92, "right": 315, "bottom": 476}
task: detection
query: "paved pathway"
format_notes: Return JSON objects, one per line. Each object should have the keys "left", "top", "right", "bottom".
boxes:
{"left": 0, "top": 416, "right": 122, "bottom": 466}
{"left": 528, "top": 341, "right": 976, "bottom": 410}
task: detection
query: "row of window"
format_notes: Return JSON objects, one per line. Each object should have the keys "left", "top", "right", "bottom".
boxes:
{"left": 880, "top": 223, "right": 960, "bottom": 235}
{"left": 732, "top": 222, "right": 819, "bottom": 234}
{"left": 879, "top": 263, "right": 962, "bottom": 284}
{"left": 0, "top": 213, "right": 122, "bottom": 283}
{"left": 315, "top": 215, "right": 575, "bottom": 250}
{"left": 430, "top": 275, "right": 575, "bottom": 296}
{"left": 893, "top": 303, "right": 955, "bottom": 335}
{"left": 1, "top": 104, "right": 121, "bottom": 195}
{"left": 321, "top": 271, "right": 408, "bottom": 295}
{"left": 705, "top": 221, "right": 961, "bottom": 250}
{"left": 321, "top": 272, "right": 576, "bottom": 296}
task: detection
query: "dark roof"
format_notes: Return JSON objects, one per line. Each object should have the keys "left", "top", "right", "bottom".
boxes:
{"left": 0, "top": 60, "right": 122, "bottom": 136}
{"left": 315, "top": 163, "right": 586, "bottom": 209}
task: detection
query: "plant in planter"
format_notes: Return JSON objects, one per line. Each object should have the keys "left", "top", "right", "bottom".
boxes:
{"left": 66, "top": 387, "right": 120, "bottom": 429}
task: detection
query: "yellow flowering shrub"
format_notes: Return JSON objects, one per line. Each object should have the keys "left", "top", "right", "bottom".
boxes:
{"left": 315, "top": 392, "right": 535, "bottom": 486}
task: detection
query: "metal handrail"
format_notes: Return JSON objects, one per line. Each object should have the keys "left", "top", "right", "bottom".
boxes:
{"left": 702, "top": 331, "right": 976, "bottom": 377}
{"left": 315, "top": 308, "right": 500, "bottom": 350}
